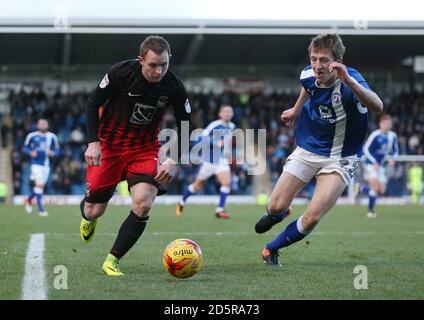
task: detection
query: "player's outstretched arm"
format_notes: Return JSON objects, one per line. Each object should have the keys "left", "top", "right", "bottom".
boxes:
{"left": 281, "top": 87, "right": 308, "bottom": 127}
{"left": 329, "top": 62, "right": 383, "bottom": 113}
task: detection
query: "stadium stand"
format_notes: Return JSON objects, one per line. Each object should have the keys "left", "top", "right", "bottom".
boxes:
{"left": 3, "top": 86, "right": 423, "bottom": 197}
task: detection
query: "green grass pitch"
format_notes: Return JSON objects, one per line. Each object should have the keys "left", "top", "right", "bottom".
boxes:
{"left": 1, "top": 203, "right": 423, "bottom": 300}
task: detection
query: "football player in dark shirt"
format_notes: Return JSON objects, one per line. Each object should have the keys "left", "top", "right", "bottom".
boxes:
{"left": 80, "top": 35, "right": 191, "bottom": 276}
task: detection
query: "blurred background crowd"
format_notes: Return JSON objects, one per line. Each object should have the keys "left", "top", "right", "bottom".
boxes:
{"left": 1, "top": 86, "right": 422, "bottom": 197}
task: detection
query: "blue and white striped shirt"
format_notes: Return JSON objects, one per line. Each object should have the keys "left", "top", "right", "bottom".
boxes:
{"left": 363, "top": 129, "right": 399, "bottom": 165}
{"left": 296, "top": 65, "right": 370, "bottom": 158}
{"left": 23, "top": 131, "right": 60, "bottom": 167}
{"left": 201, "top": 120, "right": 235, "bottom": 164}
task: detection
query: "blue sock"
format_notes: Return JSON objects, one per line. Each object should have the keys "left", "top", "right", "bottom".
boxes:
{"left": 36, "top": 193, "right": 45, "bottom": 212}
{"left": 28, "top": 191, "right": 35, "bottom": 202}
{"left": 182, "top": 189, "right": 192, "bottom": 202}
{"left": 181, "top": 184, "right": 196, "bottom": 204}
{"left": 361, "top": 185, "right": 370, "bottom": 194}
{"left": 268, "top": 208, "right": 290, "bottom": 223}
{"left": 217, "top": 186, "right": 230, "bottom": 211}
{"left": 267, "top": 218, "right": 307, "bottom": 252}
{"left": 368, "top": 190, "right": 377, "bottom": 212}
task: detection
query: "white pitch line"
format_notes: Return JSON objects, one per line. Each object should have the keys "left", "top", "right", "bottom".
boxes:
{"left": 21, "top": 233, "right": 47, "bottom": 300}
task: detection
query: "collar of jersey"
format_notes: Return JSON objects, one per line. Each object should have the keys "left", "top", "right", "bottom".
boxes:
{"left": 314, "top": 78, "right": 340, "bottom": 89}
{"left": 133, "top": 60, "right": 161, "bottom": 87}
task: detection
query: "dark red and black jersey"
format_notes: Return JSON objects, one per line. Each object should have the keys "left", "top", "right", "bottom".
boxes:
{"left": 85, "top": 59, "right": 191, "bottom": 156}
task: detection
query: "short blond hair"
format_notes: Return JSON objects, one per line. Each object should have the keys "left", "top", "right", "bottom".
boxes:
{"left": 308, "top": 33, "right": 346, "bottom": 61}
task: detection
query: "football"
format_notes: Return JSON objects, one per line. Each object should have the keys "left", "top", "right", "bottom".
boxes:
{"left": 163, "top": 239, "right": 203, "bottom": 279}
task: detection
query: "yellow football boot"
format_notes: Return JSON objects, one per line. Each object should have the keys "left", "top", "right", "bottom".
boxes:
{"left": 80, "top": 218, "right": 97, "bottom": 243}
{"left": 102, "top": 254, "right": 124, "bottom": 276}
{"left": 175, "top": 202, "right": 184, "bottom": 217}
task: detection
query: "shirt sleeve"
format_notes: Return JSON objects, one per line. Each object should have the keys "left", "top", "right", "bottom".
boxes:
{"left": 299, "top": 65, "right": 315, "bottom": 92}
{"left": 391, "top": 133, "right": 399, "bottom": 160}
{"left": 347, "top": 68, "right": 372, "bottom": 105}
{"left": 23, "top": 134, "right": 33, "bottom": 154}
{"left": 85, "top": 63, "right": 122, "bottom": 143}
{"left": 223, "top": 125, "right": 235, "bottom": 159}
{"left": 50, "top": 133, "right": 60, "bottom": 156}
{"left": 362, "top": 132, "right": 378, "bottom": 164}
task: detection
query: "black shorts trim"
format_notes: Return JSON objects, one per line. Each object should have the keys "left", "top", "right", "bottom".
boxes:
{"left": 127, "top": 174, "right": 167, "bottom": 196}
{"left": 84, "top": 188, "right": 116, "bottom": 204}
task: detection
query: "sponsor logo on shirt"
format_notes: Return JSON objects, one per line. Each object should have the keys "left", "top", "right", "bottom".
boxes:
{"left": 130, "top": 103, "right": 156, "bottom": 125}
{"left": 99, "top": 74, "right": 109, "bottom": 89}
{"left": 318, "top": 105, "right": 336, "bottom": 123}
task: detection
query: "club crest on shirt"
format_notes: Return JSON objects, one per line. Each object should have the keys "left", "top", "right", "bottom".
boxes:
{"left": 331, "top": 92, "right": 342, "bottom": 106}
{"left": 130, "top": 103, "right": 156, "bottom": 124}
{"left": 157, "top": 96, "right": 168, "bottom": 108}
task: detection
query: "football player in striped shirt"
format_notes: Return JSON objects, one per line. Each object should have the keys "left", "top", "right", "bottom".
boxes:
{"left": 254, "top": 33, "right": 383, "bottom": 266}
{"left": 360, "top": 114, "right": 399, "bottom": 218}
{"left": 23, "top": 118, "right": 60, "bottom": 217}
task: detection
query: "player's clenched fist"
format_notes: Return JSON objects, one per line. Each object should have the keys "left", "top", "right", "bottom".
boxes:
{"left": 281, "top": 107, "right": 300, "bottom": 127}
{"left": 329, "top": 62, "right": 351, "bottom": 84}
{"left": 155, "top": 157, "right": 177, "bottom": 186}
{"left": 85, "top": 141, "right": 102, "bottom": 166}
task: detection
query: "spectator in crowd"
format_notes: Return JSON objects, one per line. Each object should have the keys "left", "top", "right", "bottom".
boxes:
{"left": 408, "top": 162, "right": 423, "bottom": 204}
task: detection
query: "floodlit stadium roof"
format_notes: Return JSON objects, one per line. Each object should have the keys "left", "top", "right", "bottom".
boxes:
{"left": 1, "top": 0, "right": 424, "bottom": 35}
{"left": 0, "top": 0, "right": 423, "bottom": 78}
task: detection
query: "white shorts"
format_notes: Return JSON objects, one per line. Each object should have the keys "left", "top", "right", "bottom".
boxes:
{"left": 283, "top": 147, "right": 359, "bottom": 186}
{"left": 197, "top": 162, "right": 230, "bottom": 181}
{"left": 364, "top": 164, "right": 387, "bottom": 183}
{"left": 30, "top": 165, "right": 50, "bottom": 186}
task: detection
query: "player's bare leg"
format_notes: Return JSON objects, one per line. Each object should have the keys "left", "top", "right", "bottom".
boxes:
{"left": 129, "top": 182, "right": 157, "bottom": 218}
{"left": 268, "top": 171, "right": 306, "bottom": 213}
{"left": 191, "top": 178, "right": 204, "bottom": 193}
{"left": 379, "top": 182, "right": 386, "bottom": 195}
{"left": 103, "top": 182, "right": 158, "bottom": 276}
{"left": 176, "top": 178, "right": 204, "bottom": 217}
{"left": 84, "top": 202, "right": 108, "bottom": 220}
{"left": 263, "top": 172, "right": 345, "bottom": 266}
{"left": 255, "top": 171, "right": 305, "bottom": 234}
{"left": 301, "top": 172, "right": 346, "bottom": 232}
{"left": 215, "top": 171, "right": 231, "bottom": 219}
